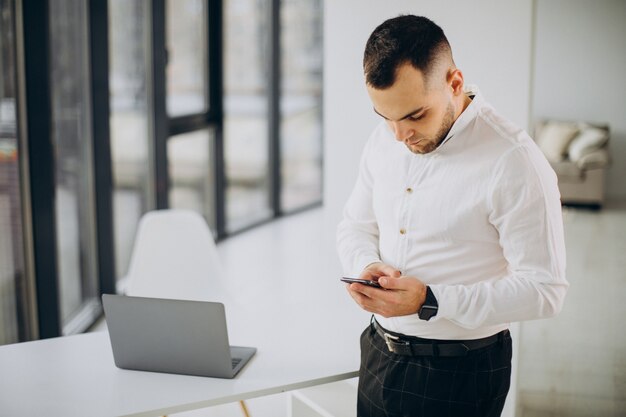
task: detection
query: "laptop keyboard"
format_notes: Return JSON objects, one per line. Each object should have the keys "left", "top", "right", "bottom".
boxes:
{"left": 231, "top": 358, "right": 242, "bottom": 369}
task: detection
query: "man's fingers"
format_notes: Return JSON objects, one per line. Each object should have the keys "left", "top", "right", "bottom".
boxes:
{"left": 350, "top": 282, "right": 395, "bottom": 304}
{"left": 382, "top": 266, "right": 402, "bottom": 277}
{"left": 373, "top": 263, "right": 401, "bottom": 277}
{"left": 378, "top": 276, "right": 405, "bottom": 289}
{"left": 347, "top": 284, "right": 374, "bottom": 310}
{"left": 348, "top": 284, "right": 395, "bottom": 317}
{"left": 360, "top": 262, "right": 401, "bottom": 279}
{"left": 349, "top": 282, "right": 375, "bottom": 297}
{"left": 347, "top": 275, "right": 426, "bottom": 318}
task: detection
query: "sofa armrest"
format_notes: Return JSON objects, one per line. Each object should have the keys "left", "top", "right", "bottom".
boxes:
{"left": 575, "top": 148, "right": 609, "bottom": 170}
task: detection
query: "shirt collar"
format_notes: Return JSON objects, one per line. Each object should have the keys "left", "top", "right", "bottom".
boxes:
{"left": 435, "top": 84, "right": 483, "bottom": 151}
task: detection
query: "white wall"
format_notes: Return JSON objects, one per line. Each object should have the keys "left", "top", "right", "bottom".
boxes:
{"left": 532, "top": 0, "right": 626, "bottom": 200}
{"left": 323, "top": 2, "right": 534, "bottom": 416}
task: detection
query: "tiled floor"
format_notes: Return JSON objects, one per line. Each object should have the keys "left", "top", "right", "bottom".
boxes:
{"left": 517, "top": 201, "right": 626, "bottom": 417}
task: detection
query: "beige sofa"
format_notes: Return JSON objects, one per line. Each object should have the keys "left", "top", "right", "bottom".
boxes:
{"left": 534, "top": 120, "right": 610, "bottom": 209}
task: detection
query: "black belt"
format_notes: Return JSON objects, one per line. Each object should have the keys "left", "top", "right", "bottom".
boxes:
{"left": 372, "top": 319, "right": 508, "bottom": 357}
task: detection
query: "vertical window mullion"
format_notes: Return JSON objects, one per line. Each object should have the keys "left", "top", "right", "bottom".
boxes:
{"left": 268, "top": 0, "right": 281, "bottom": 217}
{"left": 207, "top": 0, "right": 226, "bottom": 238}
{"left": 20, "top": 0, "right": 61, "bottom": 339}
{"left": 88, "top": 0, "right": 116, "bottom": 297}
{"left": 151, "top": 0, "right": 169, "bottom": 209}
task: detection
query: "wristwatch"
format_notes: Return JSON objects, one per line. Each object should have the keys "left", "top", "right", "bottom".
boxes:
{"left": 418, "top": 286, "right": 438, "bottom": 321}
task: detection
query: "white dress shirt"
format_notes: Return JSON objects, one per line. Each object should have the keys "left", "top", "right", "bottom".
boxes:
{"left": 337, "top": 86, "right": 568, "bottom": 340}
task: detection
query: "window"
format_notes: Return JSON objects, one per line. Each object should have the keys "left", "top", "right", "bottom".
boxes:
{"left": 109, "top": 0, "right": 154, "bottom": 283}
{"left": 166, "top": 0, "right": 209, "bottom": 117}
{"left": 164, "top": 0, "right": 218, "bottom": 233}
{"left": 168, "top": 129, "right": 216, "bottom": 231}
{"left": 49, "top": 0, "right": 100, "bottom": 334}
{"left": 280, "top": 0, "right": 323, "bottom": 212}
{"left": 0, "top": 0, "right": 32, "bottom": 344}
{"left": 223, "top": 0, "right": 272, "bottom": 231}
{"left": 10, "top": 0, "right": 324, "bottom": 341}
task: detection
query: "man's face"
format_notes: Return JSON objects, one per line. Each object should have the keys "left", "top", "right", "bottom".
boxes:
{"left": 367, "top": 63, "right": 455, "bottom": 155}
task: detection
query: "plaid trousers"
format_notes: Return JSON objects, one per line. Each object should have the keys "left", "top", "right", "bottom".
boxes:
{"left": 357, "top": 322, "right": 512, "bottom": 417}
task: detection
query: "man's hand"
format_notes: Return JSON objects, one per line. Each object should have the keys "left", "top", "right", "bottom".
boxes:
{"left": 358, "top": 262, "right": 401, "bottom": 282}
{"left": 346, "top": 263, "right": 428, "bottom": 318}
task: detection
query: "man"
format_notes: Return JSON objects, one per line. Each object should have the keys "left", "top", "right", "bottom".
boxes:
{"left": 337, "top": 15, "right": 568, "bottom": 417}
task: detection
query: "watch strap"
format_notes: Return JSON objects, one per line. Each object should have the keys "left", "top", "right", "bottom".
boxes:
{"left": 418, "top": 286, "right": 438, "bottom": 321}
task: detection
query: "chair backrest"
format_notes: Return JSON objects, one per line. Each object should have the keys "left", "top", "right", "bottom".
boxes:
{"left": 125, "top": 209, "right": 223, "bottom": 301}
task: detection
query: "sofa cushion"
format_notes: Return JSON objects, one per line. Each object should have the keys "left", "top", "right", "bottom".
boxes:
{"left": 568, "top": 127, "right": 609, "bottom": 162}
{"left": 536, "top": 121, "right": 580, "bottom": 162}
{"left": 550, "top": 160, "right": 584, "bottom": 182}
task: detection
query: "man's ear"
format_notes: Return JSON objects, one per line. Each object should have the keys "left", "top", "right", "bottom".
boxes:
{"left": 447, "top": 68, "right": 465, "bottom": 96}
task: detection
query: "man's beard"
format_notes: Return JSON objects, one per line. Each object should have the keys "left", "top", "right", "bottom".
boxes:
{"left": 406, "top": 102, "right": 455, "bottom": 155}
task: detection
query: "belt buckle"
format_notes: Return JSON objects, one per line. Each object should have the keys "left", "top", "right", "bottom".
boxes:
{"left": 383, "top": 332, "right": 399, "bottom": 353}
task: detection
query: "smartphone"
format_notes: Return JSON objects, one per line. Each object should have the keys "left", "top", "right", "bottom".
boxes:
{"left": 340, "top": 277, "right": 382, "bottom": 288}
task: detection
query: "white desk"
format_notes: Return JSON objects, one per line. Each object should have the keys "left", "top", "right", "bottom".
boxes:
{"left": 0, "top": 209, "right": 371, "bottom": 417}
{"left": 0, "top": 288, "right": 368, "bottom": 417}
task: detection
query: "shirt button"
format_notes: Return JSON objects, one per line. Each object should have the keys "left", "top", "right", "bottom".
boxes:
{"left": 400, "top": 228, "right": 406, "bottom": 235}
{"left": 406, "top": 187, "right": 413, "bottom": 193}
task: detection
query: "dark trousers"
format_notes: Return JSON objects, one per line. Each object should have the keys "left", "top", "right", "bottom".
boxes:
{"left": 357, "top": 322, "right": 512, "bottom": 417}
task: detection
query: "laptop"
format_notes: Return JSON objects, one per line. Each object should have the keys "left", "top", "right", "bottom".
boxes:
{"left": 102, "top": 294, "right": 256, "bottom": 379}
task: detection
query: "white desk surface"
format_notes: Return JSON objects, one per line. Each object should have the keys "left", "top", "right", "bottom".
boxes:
{"left": 0, "top": 211, "right": 371, "bottom": 417}
{"left": 0, "top": 288, "right": 368, "bottom": 417}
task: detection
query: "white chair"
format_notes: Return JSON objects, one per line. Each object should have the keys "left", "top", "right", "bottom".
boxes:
{"left": 125, "top": 209, "right": 222, "bottom": 301}
{"left": 124, "top": 209, "right": 251, "bottom": 417}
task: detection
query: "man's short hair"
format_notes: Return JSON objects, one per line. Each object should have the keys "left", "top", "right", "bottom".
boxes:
{"left": 363, "top": 15, "right": 452, "bottom": 89}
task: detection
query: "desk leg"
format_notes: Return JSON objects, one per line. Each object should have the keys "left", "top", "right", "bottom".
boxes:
{"left": 239, "top": 400, "right": 251, "bottom": 417}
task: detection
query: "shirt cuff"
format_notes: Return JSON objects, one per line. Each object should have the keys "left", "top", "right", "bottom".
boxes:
{"left": 428, "top": 284, "right": 459, "bottom": 321}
